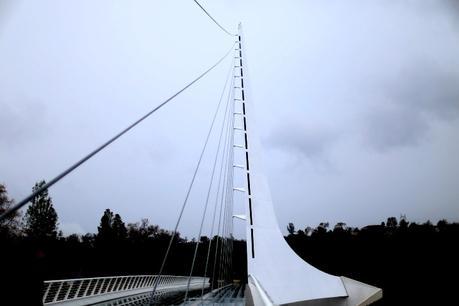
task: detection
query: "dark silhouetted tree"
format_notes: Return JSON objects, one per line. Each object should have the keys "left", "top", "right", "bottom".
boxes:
{"left": 96, "top": 208, "right": 115, "bottom": 243}
{"left": 437, "top": 219, "right": 448, "bottom": 231}
{"left": 200, "top": 236, "right": 210, "bottom": 243}
{"left": 97, "top": 209, "right": 114, "bottom": 242}
{"left": 112, "top": 213, "right": 127, "bottom": 240}
{"left": 97, "top": 209, "right": 127, "bottom": 243}
{"left": 23, "top": 180, "right": 58, "bottom": 240}
{"left": 127, "top": 218, "right": 159, "bottom": 242}
{"left": 399, "top": 218, "right": 409, "bottom": 230}
{"left": 0, "top": 183, "right": 21, "bottom": 237}
{"left": 387, "top": 216, "right": 398, "bottom": 228}
{"left": 82, "top": 233, "right": 96, "bottom": 246}
{"left": 315, "top": 222, "right": 329, "bottom": 235}
{"left": 334, "top": 222, "right": 347, "bottom": 232}
{"left": 287, "top": 222, "right": 296, "bottom": 235}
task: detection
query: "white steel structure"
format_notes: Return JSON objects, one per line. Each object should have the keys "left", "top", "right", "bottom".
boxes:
{"left": 234, "top": 24, "right": 382, "bottom": 306}
{"left": 40, "top": 23, "right": 382, "bottom": 306}
{"left": 42, "top": 275, "right": 209, "bottom": 305}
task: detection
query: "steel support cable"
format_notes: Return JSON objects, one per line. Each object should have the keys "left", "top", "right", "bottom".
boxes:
{"left": 217, "top": 103, "right": 232, "bottom": 287}
{"left": 219, "top": 83, "right": 236, "bottom": 285}
{"left": 200, "top": 93, "right": 233, "bottom": 297}
{"left": 219, "top": 131, "right": 232, "bottom": 287}
{"left": 221, "top": 111, "right": 233, "bottom": 284}
{"left": 199, "top": 82, "right": 234, "bottom": 299}
{"left": 217, "top": 67, "right": 236, "bottom": 287}
{"left": 227, "top": 127, "right": 236, "bottom": 283}
{"left": 217, "top": 136, "right": 231, "bottom": 286}
{"left": 200, "top": 72, "right": 234, "bottom": 295}
{"left": 212, "top": 73, "right": 234, "bottom": 290}
{"left": 222, "top": 103, "right": 234, "bottom": 281}
{"left": 0, "top": 42, "right": 237, "bottom": 223}
{"left": 228, "top": 103, "right": 236, "bottom": 283}
{"left": 148, "top": 44, "right": 236, "bottom": 303}
{"left": 183, "top": 58, "right": 235, "bottom": 302}
{"left": 225, "top": 88, "right": 236, "bottom": 284}
{"left": 192, "top": 0, "right": 237, "bottom": 36}
{"left": 210, "top": 114, "right": 233, "bottom": 290}
{"left": 212, "top": 107, "right": 233, "bottom": 289}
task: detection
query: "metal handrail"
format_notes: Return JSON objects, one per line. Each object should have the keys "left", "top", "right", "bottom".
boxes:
{"left": 42, "top": 275, "right": 209, "bottom": 305}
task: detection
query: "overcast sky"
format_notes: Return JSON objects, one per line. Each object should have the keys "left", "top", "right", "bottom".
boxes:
{"left": 1, "top": 0, "right": 458, "bottom": 238}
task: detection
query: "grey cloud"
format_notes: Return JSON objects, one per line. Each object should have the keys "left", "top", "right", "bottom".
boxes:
{"left": 0, "top": 97, "right": 47, "bottom": 146}
{"left": 267, "top": 123, "right": 339, "bottom": 159}
{"left": 0, "top": 1, "right": 16, "bottom": 33}
{"left": 446, "top": 0, "right": 459, "bottom": 15}
{"left": 363, "top": 63, "right": 459, "bottom": 151}
{"left": 395, "top": 65, "right": 459, "bottom": 120}
{"left": 364, "top": 105, "right": 429, "bottom": 151}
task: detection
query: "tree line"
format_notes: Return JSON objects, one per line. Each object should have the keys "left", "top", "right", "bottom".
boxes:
{"left": 1, "top": 181, "right": 458, "bottom": 305}
{"left": 0, "top": 182, "right": 247, "bottom": 305}
{"left": 1, "top": 181, "right": 167, "bottom": 243}
{"left": 285, "top": 217, "right": 459, "bottom": 305}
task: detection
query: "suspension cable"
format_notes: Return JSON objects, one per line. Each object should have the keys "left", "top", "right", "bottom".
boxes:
{"left": 200, "top": 86, "right": 233, "bottom": 297}
{"left": 227, "top": 109, "right": 236, "bottom": 282}
{"left": 210, "top": 104, "right": 233, "bottom": 291}
{"left": 226, "top": 80, "right": 236, "bottom": 283}
{"left": 211, "top": 97, "right": 234, "bottom": 290}
{"left": 148, "top": 44, "right": 236, "bottom": 303}
{"left": 200, "top": 60, "right": 235, "bottom": 294}
{"left": 183, "top": 56, "right": 235, "bottom": 302}
{"left": 218, "top": 76, "right": 236, "bottom": 286}
{"left": 192, "top": 0, "right": 237, "bottom": 36}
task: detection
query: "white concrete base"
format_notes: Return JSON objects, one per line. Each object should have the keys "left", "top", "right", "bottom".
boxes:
{"left": 247, "top": 276, "right": 382, "bottom": 306}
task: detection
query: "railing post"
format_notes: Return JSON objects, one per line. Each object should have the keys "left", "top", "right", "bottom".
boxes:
{"left": 53, "top": 282, "right": 64, "bottom": 303}
{"left": 126, "top": 277, "right": 134, "bottom": 290}
{"left": 42, "top": 282, "right": 51, "bottom": 304}
{"left": 82, "top": 279, "right": 91, "bottom": 297}
{"left": 64, "top": 281, "right": 73, "bottom": 300}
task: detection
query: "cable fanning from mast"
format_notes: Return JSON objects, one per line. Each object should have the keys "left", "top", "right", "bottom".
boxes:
{"left": 183, "top": 57, "right": 235, "bottom": 302}
{"left": 200, "top": 51, "right": 237, "bottom": 293}
{"left": 218, "top": 73, "right": 236, "bottom": 286}
{"left": 211, "top": 114, "right": 233, "bottom": 289}
{"left": 200, "top": 86, "right": 233, "bottom": 296}
{"left": 148, "top": 45, "right": 236, "bottom": 304}
{"left": 192, "top": 0, "right": 237, "bottom": 36}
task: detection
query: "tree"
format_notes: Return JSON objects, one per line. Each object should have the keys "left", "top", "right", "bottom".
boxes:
{"left": 0, "top": 183, "right": 21, "bottom": 237}
{"left": 386, "top": 217, "right": 398, "bottom": 228}
{"left": 334, "top": 222, "right": 347, "bottom": 232}
{"left": 287, "top": 222, "right": 296, "bottom": 235}
{"left": 437, "top": 219, "right": 448, "bottom": 232}
{"left": 316, "top": 222, "right": 329, "bottom": 235}
{"left": 127, "top": 218, "right": 159, "bottom": 242}
{"left": 97, "top": 209, "right": 114, "bottom": 241}
{"left": 97, "top": 209, "right": 127, "bottom": 243}
{"left": 23, "top": 180, "right": 58, "bottom": 240}
{"left": 112, "top": 213, "right": 127, "bottom": 240}
{"left": 399, "top": 218, "right": 409, "bottom": 230}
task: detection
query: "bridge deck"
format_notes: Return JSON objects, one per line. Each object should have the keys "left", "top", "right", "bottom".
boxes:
{"left": 182, "top": 284, "right": 245, "bottom": 305}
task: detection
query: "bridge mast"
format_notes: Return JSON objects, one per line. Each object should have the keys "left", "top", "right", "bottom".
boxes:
{"left": 234, "top": 23, "right": 382, "bottom": 306}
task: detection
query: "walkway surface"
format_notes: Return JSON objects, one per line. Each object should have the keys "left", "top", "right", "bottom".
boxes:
{"left": 182, "top": 284, "right": 245, "bottom": 305}
{"left": 91, "top": 284, "right": 245, "bottom": 306}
